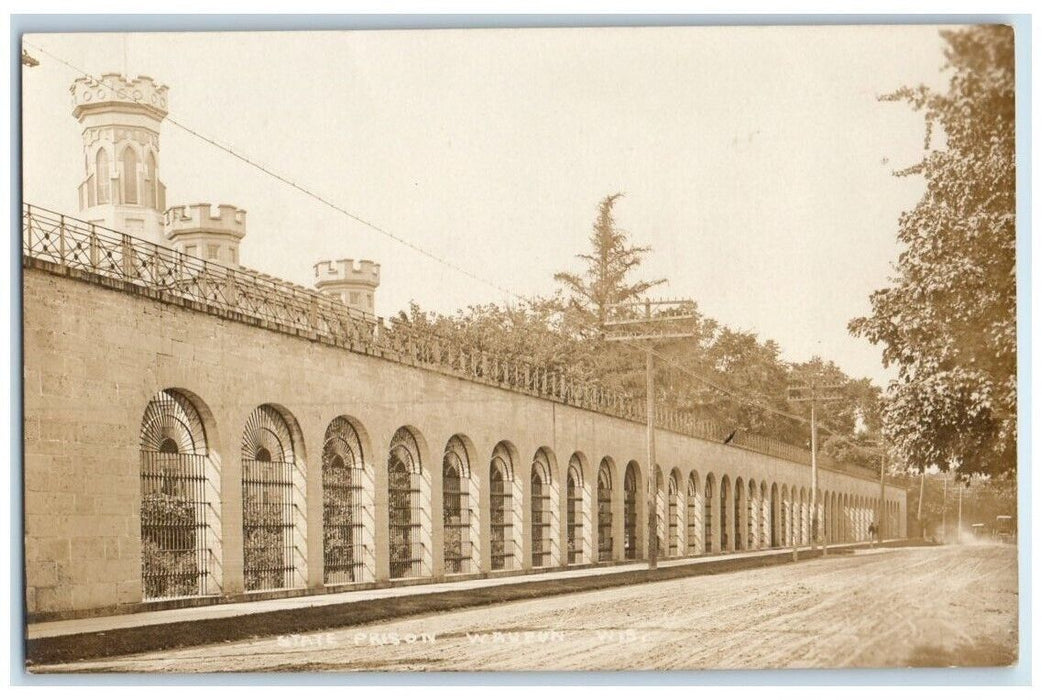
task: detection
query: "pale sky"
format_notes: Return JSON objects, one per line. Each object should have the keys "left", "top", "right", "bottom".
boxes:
{"left": 21, "top": 27, "right": 953, "bottom": 387}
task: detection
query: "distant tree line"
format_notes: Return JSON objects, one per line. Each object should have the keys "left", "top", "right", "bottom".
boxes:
{"left": 393, "top": 193, "right": 882, "bottom": 471}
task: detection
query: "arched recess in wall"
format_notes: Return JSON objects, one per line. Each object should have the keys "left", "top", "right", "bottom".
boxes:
{"left": 667, "top": 470, "right": 680, "bottom": 557}
{"left": 566, "top": 454, "right": 584, "bottom": 565}
{"left": 387, "top": 426, "right": 429, "bottom": 579}
{"left": 720, "top": 475, "right": 733, "bottom": 551}
{"left": 140, "top": 389, "right": 222, "bottom": 600}
{"left": 490, "top": 441, "right": 518, "bottom": 571}
{"left": 322, "top": 416, "right": 373, "bottom": 585}
{"left": 704, "top": 473, "right": 716, "bottom": 554}
{"left": 597, "top": 458, "right": 614, "bottom": 562}
{"left": 531, "top": 447, "right": 556, "bottom": 568}
{"left": 733, "top": 476, "right": 744, "bottom": 551}
{"left": 760, "top": 481, "right": 770, "bottom": 549}
{"left": 770, "top": 482, "right": 780, "bottom": 548}
{"left": 686, "top": 470, "right": 702, "bottom": 556}
{"left": 241, "top": 404, "right": 306, "bottom": 592}
{"left": 442, "top": 435, "right": 475, "bottom": 575}
{"left": 623, "top": 461, "right": 640, "bottom": 560}
{"left": 746, "top": 478, "right": 758, "bottom": 551}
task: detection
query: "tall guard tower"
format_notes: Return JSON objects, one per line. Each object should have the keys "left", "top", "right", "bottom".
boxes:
{"left": 71, "top": 73, "right": 169, "bottom": 244}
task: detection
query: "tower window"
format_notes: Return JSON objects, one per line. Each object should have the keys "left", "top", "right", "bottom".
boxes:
{"left": 144, "top": 152, "right": 157, "bottom": 209}
{"left": 96, "top": 150, "right": 110, "bottom": 204}
{"left": 206, "top": 244, "right": 219, "bottom": 260}
{"left": 122, "top": 147, "right": 139, "bottom": 204}
{"left": 350, "top": 292, "right": 361, "bottom": 305}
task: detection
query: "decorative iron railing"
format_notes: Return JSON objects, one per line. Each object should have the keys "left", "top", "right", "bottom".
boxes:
{"left": 23, "top": 203, "right": 877, "bottom": 481}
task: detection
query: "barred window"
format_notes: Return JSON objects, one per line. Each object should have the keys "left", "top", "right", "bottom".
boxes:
{"left": 388, "top": 427, "right": 423, "bottom": 579}
{"left": 442, "top": 436, "right": 472, "bottom": 575}
{"left": 322, "top": 417, "right": 366, "bottom": 584}
{"left": 139, "top": 390, "right": 218, "bottom": 600}
{"left": 686, "top": 472, "right": 701, "bottom": 555}
{"left": 667, "top": 473, "right": 679, "bottom": 558}
{"left": 704, "top": 476, "right": 714, "bottom": 554}
{"left": 597, "top": 461, "right": 612, "bottom": 562}
{"left": 720, "top": 476, "right": 730, "bottom": 551}
{"left": 566, "top": 457, "right": 582, "bottom": 565}
{"left": 531, "top": 449, "right": 553, "bottom": 568}
{"left": 623, "top": 462, "right": 638, "bottom": 560}
{"left": 242, "top": 405, "right": 300, "bottom": 591}
{"left": 490, "top": 443, "right": 514, "bottom": 571}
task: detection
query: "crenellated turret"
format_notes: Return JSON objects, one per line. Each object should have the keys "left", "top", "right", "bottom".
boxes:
{"left": 70, "top": 74, "right": 169, "bottom": 244}
{"left": 165, "top": 203, "right": 246, "bottom": 266}
{"left": 314, "top": 258, "right": 380, "bottom": 314}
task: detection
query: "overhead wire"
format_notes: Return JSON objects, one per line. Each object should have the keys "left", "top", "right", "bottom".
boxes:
{"left": 24, "top": 39, "right": 881, "bottom": 449}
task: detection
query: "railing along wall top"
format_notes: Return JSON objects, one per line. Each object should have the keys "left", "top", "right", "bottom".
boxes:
{"left": 22, "top": 203, "right": 878, "bottom": 482}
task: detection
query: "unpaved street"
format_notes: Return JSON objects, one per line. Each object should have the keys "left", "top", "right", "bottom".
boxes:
{"left": 36, "top": 543, "right": 1018, "bottom": 672}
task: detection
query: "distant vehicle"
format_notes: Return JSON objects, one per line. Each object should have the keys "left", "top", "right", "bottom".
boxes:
{"left": 995, "top": 515, "right": 1015, "bottom": 541}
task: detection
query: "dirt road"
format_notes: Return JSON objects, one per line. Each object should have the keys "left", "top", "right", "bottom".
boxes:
{"left": 36, "top": 543, "right": 1018, "bottom": 672}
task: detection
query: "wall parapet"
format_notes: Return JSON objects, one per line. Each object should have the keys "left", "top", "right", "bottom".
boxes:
{"left": 21, "top": 203, "right": 878, "bottom": 482}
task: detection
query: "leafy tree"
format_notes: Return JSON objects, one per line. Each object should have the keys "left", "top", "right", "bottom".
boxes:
{"left": 849, "top": 25, "right": 1016, "bottom": 476}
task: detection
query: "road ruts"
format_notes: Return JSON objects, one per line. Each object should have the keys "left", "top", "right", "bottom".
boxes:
{"left": 32, "top": 543, "right": 1018, "bottom": 672}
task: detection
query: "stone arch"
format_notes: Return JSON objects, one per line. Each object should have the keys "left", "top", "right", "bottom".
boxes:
{"left": 490, "top": 441, "right": 520, "bottom": 570}
{"left": 746, "top": 478, "right": 758, "bottom": 551}
{"left": 758, "top": 481, "right": 770, "bottom": 550}
{"left": 667, "top": 469, "right": 682, "bottom": 557}
{"left": 734, "top": 476, "right": 746, "bottom": 551}
{"left": 596, "top": 457, "right": 614, "bottom": 562}
{"left": 770, "top": 482, "right": 781, "bottom": 548}
{"left": 139, "top": 388, "right": 222, "bottom": 600}
{"left": 530, "top": 447, "right": 559, "bottom": 568}
{"left": 623, "top": 460, "right": 642, "bottom": 560}
{"left": 797, "top": 487, "right": 807, "bottom": 545}
{"left": 565, "top": 452, "right": 588, "bottom": 565}
{"left": 442, "top": 434, "right": 477, "bottom": 575}
{"left": 241, "top": 403, "right": 307, "bottom": 591}
{"left": 387, "top": 425, "right": 432, "bottom": 579}
{"left": 686, "top": 469, "right": 703, "bottom": 555}
{"left": 653, "top": 466, "right": 667, "bottom": 558}
{"left": 322, "top": 415, "right": 375, "bottom": 584}
{"left": 704, "top": 472, "right": 718, "bottom": 554}
{"left": 720, "top": 475, "right": 733, "bottom": 552}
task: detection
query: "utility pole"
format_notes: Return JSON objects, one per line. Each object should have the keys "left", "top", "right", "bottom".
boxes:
{"left": 787, "top": 369, "right": 844, "bottom": 561}
{"left": 604, "top": 298, "right": 695, "bottom": 571}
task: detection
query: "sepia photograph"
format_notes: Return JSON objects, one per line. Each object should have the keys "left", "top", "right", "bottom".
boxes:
{"left": 17, "top": 18, "right": 1021, "bottom": 678}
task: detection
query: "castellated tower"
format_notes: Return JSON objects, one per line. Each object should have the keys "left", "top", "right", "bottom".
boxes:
{"left": 314, "top": 259, "right": 380, "bottom": 315}
{"left": 71, "top": 74, "right": 169, "bottom": 244}
{"left": 164, "top": 204, "right": 247, "bottom": 266}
